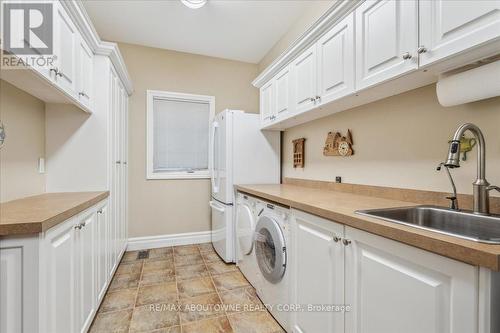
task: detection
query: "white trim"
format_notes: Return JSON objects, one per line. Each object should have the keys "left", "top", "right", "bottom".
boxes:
{"left": 252, "top": 0, "right": 362, "bottom": 88}
{"left": 127, "top": 231, "right": 212, "bottom": 251}
{"left": 146, "top": 90, "right": 215, "bottom": 180}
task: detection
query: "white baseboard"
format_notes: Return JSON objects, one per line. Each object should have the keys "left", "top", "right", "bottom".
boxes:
{"left": 127, "top": 231, "right": 211, "bottom": 251}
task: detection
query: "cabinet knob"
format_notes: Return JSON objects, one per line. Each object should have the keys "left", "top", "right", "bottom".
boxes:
{"left": 309, "top": 97, "right": 316, "bottom": 102}
{"left": 74, "top": 224, "right": 83, "bottom": 230}
{"left": 116, "top": 161, "right": 122, "bottom": 164}
{"left": 417, "top": 46, "right": 427, "bottom": 54}
{"left": 402, "top": 52, "right": 412, "bottom": 60}
{"left": 333, "top": 236, "right": 341, "bottom": 243}
{"left": 342, "top": 239, "right": 351, "bottom": 246}
{"left": 79, "top": 91, "right": 89, "bottom": 98}
{"left": 97, "top": 209, "right": 103, "bottom": 214}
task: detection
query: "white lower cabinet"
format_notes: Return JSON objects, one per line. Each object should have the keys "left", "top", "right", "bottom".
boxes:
{"left": 291, "top": 210, "right": 345, "bottom": 333}
{"left": 290, "top": 210, "right": 482, "bottom": 333}
{"left": 344, "top": 226, "right": 478, "bottom": 333}
{"left": 0, "top": 198, "right": 125, "bottom": 333}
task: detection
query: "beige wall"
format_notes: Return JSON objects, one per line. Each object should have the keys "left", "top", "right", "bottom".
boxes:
{"left": 258, "top": 0, "right": 335, "bottom": 71}
{"left": 283, "top": 84, "right": 500, "bottom": 196}
{"left": 118, "top": 42, "right": 259, "bottom": 238}
{"left": 0, "top": 80, "right": 46, "bottom": 203}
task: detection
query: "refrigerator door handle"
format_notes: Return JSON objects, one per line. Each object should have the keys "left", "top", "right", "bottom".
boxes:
{"left": 210, "top": 121, "right": 219, "bottom": 194}
{"left": 209, "top": 200, "right": 225, "bottom": 213}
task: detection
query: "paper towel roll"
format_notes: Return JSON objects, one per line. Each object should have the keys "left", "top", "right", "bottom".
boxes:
{"left": 436, "top": 60, "right": 500, "bottom": 107}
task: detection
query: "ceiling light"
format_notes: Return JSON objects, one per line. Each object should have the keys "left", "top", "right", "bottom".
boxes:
{"left": 181, "top": 0, "right": 207, "bottom": 9}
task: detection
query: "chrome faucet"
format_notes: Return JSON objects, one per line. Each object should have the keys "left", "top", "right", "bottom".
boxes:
{"left": 444, "top": 123, "right": 499, "bottom": 215}
{"left": 436, "top": 162, "right": 458, "bottom": 210}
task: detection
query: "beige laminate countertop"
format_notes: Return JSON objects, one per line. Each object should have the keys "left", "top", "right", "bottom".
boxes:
{"left": 236, "top": 184, "right": 500, "bottom": 271}
{"left": 0, "top": 192, "right": 109, "bottom": 236}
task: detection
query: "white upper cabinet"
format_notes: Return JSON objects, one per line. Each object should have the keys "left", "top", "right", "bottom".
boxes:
{"left": 53, "top": 3, "right": 78, "bottom": 97}
{"left": 317, "top": 13, "right": 355, "bottom": 105}
{"left": 344, "top": 226, "right": 478, "bottom": 333}
{"left": 355, "top": 0, "right": 419, "bottom": 90}
{"left": 274, "top": 65, "right": 293, "bottom": 120}
{"left": 291, "top": 210, "right": 345, "bottom": 333}
{"left": 419, "top": 0, "right": 500, "bottom": 66}
{"left": 260, "top": 80, "right": 275, "bottom": 125}
{"left": 77, "top": 38, "right": 94, "bottom": 110}
{"left": 291, "top": 44, "right": 318, "bottom": 114}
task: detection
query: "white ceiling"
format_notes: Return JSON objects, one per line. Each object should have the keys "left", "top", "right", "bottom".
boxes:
{"left": 83, "top": 0, "right": 321, "bottom": 64}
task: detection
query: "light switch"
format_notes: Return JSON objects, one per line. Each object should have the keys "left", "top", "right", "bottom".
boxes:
{"left": 38, "top": 158, "right": 45, "bottom": 174}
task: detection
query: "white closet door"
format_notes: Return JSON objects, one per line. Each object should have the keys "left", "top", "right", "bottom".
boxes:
{"left": 355, "top": 0, "right": 418, "bottom": 90}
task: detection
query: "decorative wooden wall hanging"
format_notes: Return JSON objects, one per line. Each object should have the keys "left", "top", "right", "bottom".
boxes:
{"left": 293, "top": 138, "right": 306, "bottom": 168}
{"left": 323, "top": 130, "right": 354, "bottom": 157}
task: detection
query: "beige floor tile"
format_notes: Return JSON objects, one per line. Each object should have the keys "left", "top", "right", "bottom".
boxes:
{"left": 174, "top": 253, "right": 204, "bottom": 267}
{"left": 140, "top": 327, "right": 181, "bottom": 333}
{"left": 227, "top": 311, "right": 284, "bottom": 333}
{"left": 175, "top": 264, "right": 209, "bottom": 281}
{"left": 197, "top": 243, "right": 215, "bottom": 253}
{"left": 179, "top": 293, "right": 224, "bottom": 323}
{"left": 140, "top": 270, "right": 176, "bottom": 286}
{"left": 148, "top": 247, "right": 174, "bottom": 261}
{"left": 116, "top": 261, "right": 143, "bottom": 276}
{"left": 202, "top": 251, "right": 224, "bottom": 263}
{"left": 99, "top": 288, "right": 137, "bottom": 313}
{"left": 206, "top": 261, "right": 238, "bottom": 275}
{"left": 121, "top": 251, "right": 140, "bottom": 263}
{"left": 219, "top": 286, "right": 265, "bottom": 313}
{"left": 129, "top": 304, "right": 180, "bottom": 332}
{"left": 136, "top": 282, "right": 178, "bottom": 306}
{"left": 174, "top": 245, "right": 200, "bottom": 256}
{"left": 177, "top": 277, "right": 216, "bottom": 298}
{"left": 181, "top": 316, "right": 234, "bottom": 333}
{"left": 109, "top": 272, "right": 141, "bottom": 291}
{"left": 89, "top": 309, "right": 132, "bottom": 333}
{"left": 212, "top": 271, "right": 250, "bottom": 292}
{"left": 143, "top": 259, "right": 175, "bottom": 273}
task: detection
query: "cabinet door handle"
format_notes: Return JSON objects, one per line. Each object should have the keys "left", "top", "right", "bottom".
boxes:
{"left": 417, "top": 46, "right": 427, "bottom": 54}
{"left": 342, "top": 239, "right": 351, "bottom": 246}
{"left": 79, "top": 91, "right": 89, "bottom": 98}
{"left": 309, "top": 97, "right": 316, "bottom": 102}
{"left": 56, "top": 70, "right": 63, "bottom": 77}
{"left": 402, "top": 52, "right": 412, "bottom": 60}
{"left": 116, "top": 161, "right": 122, "bottom": 164}
{"left": 97, "top": 209, "right": 103, "bottom": 214}
{"left": 74, "top": 223, "right": 83, "bottom": 230}
{"left": 333, "top": 236, "right": 341, "bottom": 243}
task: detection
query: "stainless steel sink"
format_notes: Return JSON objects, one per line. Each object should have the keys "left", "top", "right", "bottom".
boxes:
{"left": 356, "top": 205, "right": 500, "bottom": 244}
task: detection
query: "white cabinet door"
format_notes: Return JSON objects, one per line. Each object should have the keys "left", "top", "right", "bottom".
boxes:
{"left": 274, "top": 65, "right": 293, "bottom": 120}
{"left": 77, "top": 37, "right": 93, "bottom": 109}
{"left": 419, "top": 0, "right": 500, "bottom": 66}
{"left": 75, "top": 211, "right": 96, "bottom": 333}
{"left": 344, "top": 226, "right": 478, "bottom": 333}
{"left": 260, "top": 80, "right": 275, "bottom": 125}
{"left": 53, "top": 3, "right": 78, "bottom": 97}
{"left": 96, "top": 203, "right": 109, "bottom": 302}
{"left": 291, "top": 44, "right": 318, "bottom": 114}
{"left": 317, "top": 13, "right": 355, "bottom": 105}
{"left": 291, "top": 210, "right": 345, "bottom": 333}
{"left": 43, "top": 218, "right": 77, "bottom": 333}
{"left": 355, "top": 0, "right": 418, "bottom": 90}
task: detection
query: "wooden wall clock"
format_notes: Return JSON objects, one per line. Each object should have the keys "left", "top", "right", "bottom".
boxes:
{"left": 323, "top": 130, "right": 354, "bottom": 157}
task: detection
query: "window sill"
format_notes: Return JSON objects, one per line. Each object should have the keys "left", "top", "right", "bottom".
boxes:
{"left": 146, "top": 172, "right": 211, "bottom": 180}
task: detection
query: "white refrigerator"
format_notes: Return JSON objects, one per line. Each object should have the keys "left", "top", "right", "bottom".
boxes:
{"left": 209, "top": 109, "right": 280, "bottom": 262}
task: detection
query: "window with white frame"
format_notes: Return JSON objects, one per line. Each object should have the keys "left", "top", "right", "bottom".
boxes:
{"left": 146, "top": 90, "right": 214, "bottom": 179}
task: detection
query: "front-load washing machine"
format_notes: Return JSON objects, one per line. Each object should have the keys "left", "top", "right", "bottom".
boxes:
{"left": 253, "top": 199, "right": 291, "bottom": 332}
{"left": 235, "top": 192, "right": 262, "bottom": 289}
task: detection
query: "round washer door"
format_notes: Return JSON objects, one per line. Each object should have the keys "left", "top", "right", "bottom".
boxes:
{"left": 254, "top": 215, "right": 286, "bottom": 284}
{"left": 237, "top": 203, "right": 255, "bottom": 255}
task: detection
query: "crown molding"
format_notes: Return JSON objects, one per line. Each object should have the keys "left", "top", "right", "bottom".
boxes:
{"left": 60, "top": 0, "right": 134, "bottom": 95}
{"left": 252, "top": 0, "right": 362, "bottom": 89}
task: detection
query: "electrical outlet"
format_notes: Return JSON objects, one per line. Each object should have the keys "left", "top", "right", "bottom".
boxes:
{"left": 335, "top": 176, "right": 342, "bottom": 183}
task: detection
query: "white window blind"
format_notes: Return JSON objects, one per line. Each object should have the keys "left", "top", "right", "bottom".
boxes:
{"left": 147, "top": 91, "right": 214, "bottom": 179}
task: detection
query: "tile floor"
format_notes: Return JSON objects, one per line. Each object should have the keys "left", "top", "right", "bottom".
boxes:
{"left": 89, "top": 243, "right": 284, "bottom": 333}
